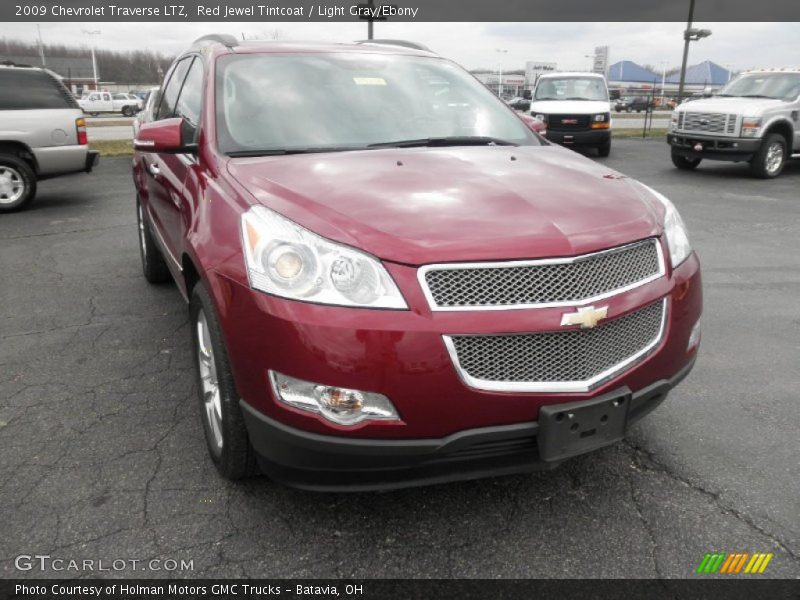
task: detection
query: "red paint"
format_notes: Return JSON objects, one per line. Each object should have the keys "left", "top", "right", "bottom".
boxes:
{"left": 133, "top": 42, "right": 702, "bottom": 441}
{"left": 134, "top": 118, "right": 185, "bottom": 153}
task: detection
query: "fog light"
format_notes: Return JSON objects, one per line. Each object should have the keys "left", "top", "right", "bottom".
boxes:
{"left": 269, "top": 371, "right": 399, "bottom": 426}
{"left": 687, "top": 319, "right": 701, "bottom": 352}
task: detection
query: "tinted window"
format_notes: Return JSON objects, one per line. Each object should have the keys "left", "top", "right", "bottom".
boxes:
{"left": 156, "top": 57, "right": 192, "bottom": 120}
{"left": 174, "top": 58, "right": 203, "bottom": 142}
{"left": 0, "top": 69, "right": 79, "bottom": 110}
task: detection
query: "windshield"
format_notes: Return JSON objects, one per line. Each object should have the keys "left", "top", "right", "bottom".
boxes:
{"left": 717, "top": 73, "right": 800, "bottom": 101}
{"left": 534, "top": 77, "right": 608, "bottom": 101}
{"left": 216, "top": 53, "right": 541, "bottom": 155}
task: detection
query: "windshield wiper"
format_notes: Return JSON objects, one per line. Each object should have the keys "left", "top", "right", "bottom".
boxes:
{"left": 563, "top": 97, "right": 594, "bottom": 101}
{"left": 368, "top": 136, "right": 518, "bottom": 149}
{"left": 227, "top": 147, "right": 350, "bottom": 157}
{"left": 739, "top": 94, "right": 775, "bottom": 99}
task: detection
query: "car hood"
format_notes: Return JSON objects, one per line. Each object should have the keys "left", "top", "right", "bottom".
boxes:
{"left": 529, "top": 100, "right": 611, "bottom": 115}
{"left": 678, "top": 96, "right": 786, "bottom": 115}
{"left": 227, "top": 145, "right": 662, "bottom": 265}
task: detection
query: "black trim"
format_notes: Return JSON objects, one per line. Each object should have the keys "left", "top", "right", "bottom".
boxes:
{"left": 667, "top": 133, "right": 761, "bottom": 162}
{"left": 545, "top": 129, "right": 610, "bottom": 147}
{"left": 85, "top": 150, "right": 99, "bottom": 172}
{"left": 240, "top": 356, "right": 697, "bottom": 491}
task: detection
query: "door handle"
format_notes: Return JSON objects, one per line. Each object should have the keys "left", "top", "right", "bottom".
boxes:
{"left": 148, "top": 162, "right": 160, "bottom": 176}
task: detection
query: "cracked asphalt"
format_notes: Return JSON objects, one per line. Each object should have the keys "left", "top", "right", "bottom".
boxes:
{"left": 1, "top": 139, "right": 798, "bottom": 580}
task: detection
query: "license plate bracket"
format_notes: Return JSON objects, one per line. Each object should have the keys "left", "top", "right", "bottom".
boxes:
{"left": 537, "top": 389, "right": 631, "bottom": 462}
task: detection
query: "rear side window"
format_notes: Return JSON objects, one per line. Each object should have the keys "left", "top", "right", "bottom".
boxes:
{"left": 0, "top": 69, "right": 79, "bottom": 110}
{"left": 156, "top": 57, "right": 192, "bottom": 120}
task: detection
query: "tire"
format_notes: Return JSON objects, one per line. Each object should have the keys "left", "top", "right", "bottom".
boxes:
{"left": 136, "top": 198, "right": 172, "bottom": 283}
{"left": 122, "top": 106, "right": 134, "bottom": 117}
{"left": 749, "top": 133, "right": 787, "bottom": 179}
{"left": 0, "top": 154, "right": 37, "bottom": 213}
{"left": 190, "top": 283, "right": 258, "bottom": 480}
{"left": 626, "top": 107, "right": 632, "bottom": 113}
{"left": 671, "top": 148, "right": 702, "bottom": 170}
{"left": 597, "top": 141, "right": 611, "bottom": 157}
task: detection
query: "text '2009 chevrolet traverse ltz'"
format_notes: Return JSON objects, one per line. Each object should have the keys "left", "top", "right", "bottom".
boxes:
{"left": 132, "top": 36, "right": 702, "bottom": 491}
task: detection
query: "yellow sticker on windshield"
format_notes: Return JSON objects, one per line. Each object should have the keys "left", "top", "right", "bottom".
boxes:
{"left": 353, "top": 77, "right": 387, "bottom": 86}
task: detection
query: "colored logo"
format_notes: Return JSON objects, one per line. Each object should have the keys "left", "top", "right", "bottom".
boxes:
{"left": 696, "top": 552, "right": 773, "bottom": 574}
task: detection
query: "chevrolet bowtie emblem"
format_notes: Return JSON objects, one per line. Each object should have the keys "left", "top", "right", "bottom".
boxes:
{"left": 560, "top": 305, "right": 609, "bottom": 329}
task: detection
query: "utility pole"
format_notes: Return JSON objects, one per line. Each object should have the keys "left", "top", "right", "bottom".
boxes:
{"left": 678, "top": 0, "right": 711, "bottom": 103}
{"left": 496, "top": 49, "right": 508, "bottom": 97}
{"left": 36, "top": 24, "right": 46, "bottom": 67}
{"left": 83, "top": 29, "right": 102, "bottom": 90}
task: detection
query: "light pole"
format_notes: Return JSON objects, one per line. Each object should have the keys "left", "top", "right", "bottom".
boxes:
{"left": 659, "top": 60, "right": 669, "bottom": 105}
{"left": 496, "top": 49, "right": 508, "bottom": 97}
{"left": 82, "top": 29, "right": 101, "bottom": 90}
{"left": 677, "top": 0, "right": 711, "bottom": 102}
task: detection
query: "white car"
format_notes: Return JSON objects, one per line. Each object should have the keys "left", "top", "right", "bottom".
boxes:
{"left": 529, "top": 72, "right": 613, "bottom": 156}
{"left": 78, "top": 91, "right": 141, "bottom": 117}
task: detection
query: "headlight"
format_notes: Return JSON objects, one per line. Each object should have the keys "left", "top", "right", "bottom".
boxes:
{"left": 741, "top": 117, "right": 761, "bottom": 137}
{"left": 591, "top": 113, "right": 611, "bottom": 129}
{"left": 534, "top": 113, "right": 546, "bottom": 122}
{"left": 593, "top": 113, "right": 607, "bottom": 122}
{"left": 670, "top": 112, "right": 679, "bottom": 130}
{"left": 641, "top": 184, "right": 692, "bottom": 267}
{"left": 241, "top": 206, "right": 407, "bottom": 309}
{"left": 270, "top": 371, "right": 400, "bottom": 426}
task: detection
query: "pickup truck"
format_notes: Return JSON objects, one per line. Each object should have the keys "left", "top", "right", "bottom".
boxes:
{"left": 78, "top": 91, "right": 142, "bottom": 117}
{"left": 668, "top": 69, "right": 800, "bottom": 178}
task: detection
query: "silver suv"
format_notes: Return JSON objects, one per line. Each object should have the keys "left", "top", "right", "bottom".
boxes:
{"left": 0, "top": 64, "right": 99, "bottom": 212}
{"left": 668, "top": 69, "right": 800, "bottom": 178}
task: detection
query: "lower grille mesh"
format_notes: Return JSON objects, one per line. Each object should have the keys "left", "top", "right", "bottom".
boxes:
{"left": 448, "top": 300, "right": 665, "bottom": 389}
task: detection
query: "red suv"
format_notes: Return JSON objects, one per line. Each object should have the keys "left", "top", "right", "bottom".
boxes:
{"left": 133, "top": 36, "right": 702, "bottom": 491}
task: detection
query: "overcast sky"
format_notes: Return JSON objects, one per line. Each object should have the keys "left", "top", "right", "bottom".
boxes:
{"left": 4, "top": 21, "right": 798, "bottom": 72}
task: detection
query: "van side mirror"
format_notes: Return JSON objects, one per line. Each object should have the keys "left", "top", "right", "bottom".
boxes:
{"left": 134, "top": 118, "right": 196, "bottom": 153}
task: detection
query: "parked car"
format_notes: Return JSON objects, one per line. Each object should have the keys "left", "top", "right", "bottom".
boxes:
{"left": 507, "top": 96, "right": 531, "bottom": 111}
{"left": 79, "top": 91, "right": 141, "bottom": 116}
{"left": 530, "top": 72, "right": 612, "bottom": 156}
{"left": 668, "top": 69, "right": 800, "bottom": 178}
{"left": 614, "top": 96, "right": 653, "bottom": 113}
{"left": 133, "top": 36, "right": 701, "bottom": 490}
{"left": 0, "top": 64, "right": 98, "bottom": 212}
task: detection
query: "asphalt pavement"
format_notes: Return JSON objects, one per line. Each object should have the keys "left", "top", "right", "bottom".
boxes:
{"left": 1, "top": 139, "right": 798, "bottom": 579}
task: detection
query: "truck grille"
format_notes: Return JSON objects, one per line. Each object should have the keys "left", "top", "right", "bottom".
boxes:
{"left": 444, "top": 299, "right": 667, "bottom": 393}
{"left": 420, "top": 239, "right": 664, "bottom": 311}
{"left": 548, "top": 114, "right": 591, "bottom": 130}
{"left": 678, "top": 112, "right": 739, "bottom": 136}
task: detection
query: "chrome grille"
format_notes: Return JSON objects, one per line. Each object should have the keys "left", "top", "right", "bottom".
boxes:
{"left": 445, "top": 299, "right": 666, "bottom": 393}
{"left": 679, "top": 112, "right": 738, "bottom": 135}
{"left": 420, "top": 239, "right": 663, "bottom": 311}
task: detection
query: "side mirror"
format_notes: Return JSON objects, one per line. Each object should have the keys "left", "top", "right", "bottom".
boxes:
{"left": 519, "top": 113, "right": 546, "bottom": 134}
{"left": 134, "top": 118, "right": 195, "bottom": 153}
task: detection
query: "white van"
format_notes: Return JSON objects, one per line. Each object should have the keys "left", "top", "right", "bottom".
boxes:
{"left": 530, "top": 72, "right": 612, "bottom": 156}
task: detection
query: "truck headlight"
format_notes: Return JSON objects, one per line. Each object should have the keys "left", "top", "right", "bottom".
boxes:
{"left": 270, "top": 371, "right": 400, "bottom": 426}
{"left": 241, "top": 206, "right": 407, "bottom": 309}
{"left": 641, "top": 184, "right": 692, "bottom": 268}
{"left": 741, "top": 117, "right": 761, "bottom": 137}
{"left": 670, "top": 112, "right": 679, "bottom": 131}
{"left": 592, "top": 113, "right": 610, "bottom": 129}
{"left": 533, "top": 113, "right": 546, "bottom": 122}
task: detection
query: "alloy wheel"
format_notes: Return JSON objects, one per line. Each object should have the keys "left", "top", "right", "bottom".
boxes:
{"left": 0, "top": 166, "right": 24, "bottom": 205}
{"left": 197, "top": 309, "right": 223, "bottom": 450}
{"left": 765, "top": 142, "right": 784, "bottom": 175}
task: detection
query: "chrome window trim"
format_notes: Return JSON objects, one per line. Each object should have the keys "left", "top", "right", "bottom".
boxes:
{"left": 417, "top": 238, "right": 665, "bottom": 312}
{"left": 443, "top": 298, "right": 668, "bottom": 393}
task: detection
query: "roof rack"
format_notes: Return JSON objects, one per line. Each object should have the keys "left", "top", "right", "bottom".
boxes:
{"left": 354, "top": 39, "right": 432, "bottom": 52}
{"left": 192, "top": 34, "right": 239, "bottom": 48}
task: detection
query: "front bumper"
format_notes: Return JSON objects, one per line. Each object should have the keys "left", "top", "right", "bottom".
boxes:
{"left": 667, "top": 132, "right": 761, "bottom": 162}
{"left": 241, "top": 357, "right": 695, "bottom": 491}
{"left": 545, "top": 129, "right": 610, "bottom": 147}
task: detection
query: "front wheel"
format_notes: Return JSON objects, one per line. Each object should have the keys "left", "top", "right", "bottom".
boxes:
{"left": 597, "top": 141, "right": 611, "bottom": 157}
{"left": 749, "top": 134, "right": 787, "bottom": 179}
{"left": 0, "top": 154, "right": 37, "bottom": 213}
{"left": 121, "top": 106, "right": 134, "bottom": 117}
{"left": 190, "top": 283, "right": 258, "bottom": 480}
{"left": 671, "top": 148, "right": 702, "bottom": 170}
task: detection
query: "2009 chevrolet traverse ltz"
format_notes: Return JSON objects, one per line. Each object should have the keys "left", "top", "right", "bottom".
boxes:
{"left": 132, "top": 35, "right": 702, "bottom": 491}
